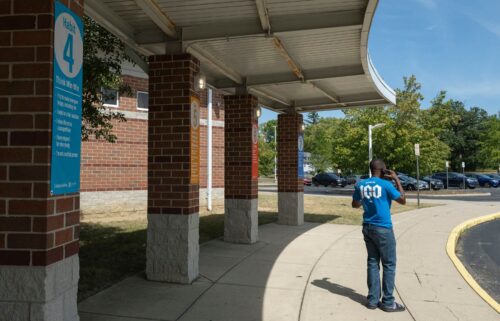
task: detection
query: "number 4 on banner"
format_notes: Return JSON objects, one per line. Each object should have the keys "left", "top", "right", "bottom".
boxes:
{"left": 63, "top": 34, "right": 74, "bottom": 73}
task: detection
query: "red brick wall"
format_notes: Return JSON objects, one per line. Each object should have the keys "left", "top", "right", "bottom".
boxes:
{"left": 80, "top": 75, "right": 226, "bottom": 192}
{"left": 118, "top": 75, "right": 148, "bottom": 112}
{"left": 278, "top": 113, "right": 304, "bottom": 193}
{"left": 0, "top": 0, "right": 83, "bottom": 266}
{"left": 80, "top": 118, "right": 147, "bottom": 191}
{"left": 80, "top": 74, "right": 148, "bottom": 192}
{"left": 224, "top": 95, "right": 258, "bottom": 199}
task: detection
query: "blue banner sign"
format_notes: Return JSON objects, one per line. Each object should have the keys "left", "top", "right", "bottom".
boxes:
{"left": 298, "top": 133, "right": 304, "bottom": 178}
{"left": 50, "top": 1, "right": 83, "bottom": 195}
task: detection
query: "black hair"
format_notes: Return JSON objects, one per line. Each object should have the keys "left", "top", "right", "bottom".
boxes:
{"left": 370, "top": 159, "right": 386, "bottom": 174}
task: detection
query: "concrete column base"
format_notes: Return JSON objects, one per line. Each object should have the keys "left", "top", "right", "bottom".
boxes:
{"left": 0, "top": 255, "right": 80, "bottom": 321}
{"left": 224, "top": 199, "right": 258, "bottom": 244}
{"left": 146, "top": 213, "right": 199, "bottom": 284}
{"left": 278, "top": 192, "right": 304, "bottom": 226}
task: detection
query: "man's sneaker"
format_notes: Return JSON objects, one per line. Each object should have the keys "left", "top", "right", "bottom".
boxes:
{"left": 366, "top": 302, "right": 378, "bottom": 310}
{"left": 379, "top": 302, "right": 406, "bottom": 312}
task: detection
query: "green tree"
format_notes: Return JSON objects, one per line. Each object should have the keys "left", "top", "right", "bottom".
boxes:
{"left": 258, "top": 136, "right": 275, "bottom": 176}
{"left": 306, "top": 112, "right": 321, "bottom": 125}
{"left": 426, "top": 93, "right": 489, "bottom": 171}
{"left": 385, "top": 76, "right": 449, "bottom": 175}
{"left": 82, "top": 16, "right": 134, "bottom": 142}
{"left": 260, "top": 119, "right": 277, "bottom": 144}
{"left": 305, "top": 75, "right": 449, "bottom": 176}
{"left": 478, "top": 115, "right": 500, "bottom": 169}
{"left": 258, "top": 120, "right": 277, "bottom": 176}
{"left": 304, "top": 118, "right": 335, "bottom": 172}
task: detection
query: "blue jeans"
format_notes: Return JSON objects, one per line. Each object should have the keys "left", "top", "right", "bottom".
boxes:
{"left": 362, "top": 224, "right": 397, "bottom": 307}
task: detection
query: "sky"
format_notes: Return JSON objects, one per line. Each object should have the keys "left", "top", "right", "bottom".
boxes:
{"left": 260, "top": 0, "right": 500, "bottom": 123}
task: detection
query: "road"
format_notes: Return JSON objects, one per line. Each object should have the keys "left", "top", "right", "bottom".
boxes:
{"left": 259, "top": 183, "right": 500, "bottom": 202}
{"left": 456, "top": 219, "right": 500, "bottom": 303}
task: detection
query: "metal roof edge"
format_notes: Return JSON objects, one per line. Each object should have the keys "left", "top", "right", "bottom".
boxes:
{"left": 360, "top": 0, "right": 396, "bottom": 106}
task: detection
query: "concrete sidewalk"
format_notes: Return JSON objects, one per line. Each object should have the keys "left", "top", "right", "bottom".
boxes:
{"left": 79, "top": 200, "right": 500, "bottom": 321}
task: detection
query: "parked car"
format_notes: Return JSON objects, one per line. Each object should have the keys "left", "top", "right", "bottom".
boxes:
{"left": 303, "top": 177, "right": 312, "bottom": 186}
{"left": 354, "top": 174, "right": 396, "bottom": 187}
{"left": 397, "top": 174, "right": 429, "bottom": 190}
{"left": 431, "top": 172, "right": 478, "bottom": 189}
{"left": 312, "top": 173, "right": 347, "bottom": 187}
{"left": 465, "top": 173, "right": 499, "bottom": 188}
{"left": 345, "top": 175, "right": 363, "bottom": 185}
{"left": 486, "top": 174, "right": 500, "bottom": 181}
{"left": 422, "top": 176, "right": 444, "bottom": 190}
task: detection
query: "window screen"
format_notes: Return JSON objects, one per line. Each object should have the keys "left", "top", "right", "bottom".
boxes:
{"left": 137, "top": 91, "right": 149, "bottom": 110}
{"left": 102, "top": 88, "right": 119, "bottom": 107}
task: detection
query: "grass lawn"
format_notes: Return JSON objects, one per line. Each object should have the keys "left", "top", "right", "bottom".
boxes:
{"left": 78, "top": 193, "right": 433, "bottom": 301}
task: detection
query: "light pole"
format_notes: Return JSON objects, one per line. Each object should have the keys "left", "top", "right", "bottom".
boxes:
{"left": 368, "top": 123, "right": 385, "bottom": 177}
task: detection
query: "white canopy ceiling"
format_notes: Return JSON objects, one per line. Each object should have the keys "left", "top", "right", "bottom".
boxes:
{"left": 85, "top": 0, "right": 395, "bottom": 112}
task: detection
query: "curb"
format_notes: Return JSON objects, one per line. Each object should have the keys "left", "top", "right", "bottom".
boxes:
{"left": 446, "top": 212, "right": 500, "bottom": 313}
{"left": 416, "top": 193, "right": 491, "bottom": 197}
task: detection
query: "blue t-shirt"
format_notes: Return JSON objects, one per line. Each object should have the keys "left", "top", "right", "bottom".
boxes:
{"left": 352, "top": 177, "right": 401, "bottom": 228}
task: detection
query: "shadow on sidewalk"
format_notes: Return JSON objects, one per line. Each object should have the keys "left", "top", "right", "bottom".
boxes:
{"left": 311, "top": 277, "right": 367, "bottom": 306}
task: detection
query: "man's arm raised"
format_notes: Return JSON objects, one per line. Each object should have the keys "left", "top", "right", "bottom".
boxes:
{"left": 388, "top": 170, "right": 406, "bottom": 205}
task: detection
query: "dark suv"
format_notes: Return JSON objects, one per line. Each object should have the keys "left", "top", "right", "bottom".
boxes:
{"left": 465, "top": 173, "right": 499, "bottom": 188}
{"left": 312, "top": 173, "right": 347, "bottom": 187}
{"left": 422, "top": 176, "right": 444, "bottom": 190}
{"left": 397, "top": 173, "right": 429, "bottom": 190}
{"left": 431, "top": 172, "right": 478, "bottom": 189}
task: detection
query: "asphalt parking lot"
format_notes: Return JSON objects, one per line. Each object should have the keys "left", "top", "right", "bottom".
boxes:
{"left": 259, "top": 182, "right": 500, "bottom": 202}
{"left": 456, "top": 219, "right": 500, "bottom": 303}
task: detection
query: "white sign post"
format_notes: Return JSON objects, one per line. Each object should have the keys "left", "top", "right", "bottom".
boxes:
{"left": 415, "top": 144, "right": 420, "bottom": 207}
{"left": 445, "top": 161, "right": 449, "bottom": 189}
{"left": 461, "top": 162, "right": 466, "bottom": 189}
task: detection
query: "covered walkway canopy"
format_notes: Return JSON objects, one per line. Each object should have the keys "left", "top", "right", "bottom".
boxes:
{"left": 0, "top": 2, "right": 397, "bottom": 320}
{"left": 85, "top": 0, "right": 395, "bottom": 112}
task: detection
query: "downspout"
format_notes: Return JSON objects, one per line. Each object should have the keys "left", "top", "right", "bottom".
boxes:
{"left": 207, "top": 88, "right": 213, "bottom": 211}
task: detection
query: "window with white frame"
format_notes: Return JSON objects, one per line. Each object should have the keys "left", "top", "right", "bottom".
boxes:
{"left": 137, "top": 91, "right": 149, "bottom": 110}
{"left": 102, "top": 88, "right": 119, "bottom": 107}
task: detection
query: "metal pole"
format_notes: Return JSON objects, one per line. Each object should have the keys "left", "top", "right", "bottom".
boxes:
{"left": 429, "top": 169, "right": 432, "bottom": 191}
{"left": 207, "top": 88, "right": 213, "bottom": 211}
{"left": 416, "top": 155, "right": 420, "bottom": 208}
{"left": 446, "top": 166, "right": 449, "bottom": 190}
{"left": 274, "top": 125, "right": 277, "bottom": 184}
{"left": 462, "top": 166, "right": 465, "bottom": 189}
{"left": 368, "top": 125, "right": 372, "bottom": 177}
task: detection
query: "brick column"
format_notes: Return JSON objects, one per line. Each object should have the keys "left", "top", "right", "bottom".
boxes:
{"left": 147, "top": 54, "right": 200, "bottom": 283}
{"left": 224, "top": 95, "right": 259, "bottom": 244}
{"left": 277, "top": 113, "right": 304, "bottom": 225}
{"left": 0, "top": 1, "right": 83, "bottom": 320}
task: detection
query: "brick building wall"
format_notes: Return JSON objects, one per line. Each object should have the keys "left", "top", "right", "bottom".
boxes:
{"left": 80, "top": 74, "right": 225, "bottom": 192}
{"left": 80, "top": 75, "right": 148, "bottom": 191}
{"left": 117, "top": 75, "right": 148, "bottom": 112}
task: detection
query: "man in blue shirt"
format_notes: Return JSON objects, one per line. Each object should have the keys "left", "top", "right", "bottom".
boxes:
{"left": 352, "top": 159, "right": 406, "bottom": 312}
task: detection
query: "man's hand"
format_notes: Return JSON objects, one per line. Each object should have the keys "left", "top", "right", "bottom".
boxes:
{"left": 388, "top": 170, "right": 406, "bottom": 205}
{"left": 386, "top": 169, "right": 398, "bottom": 180}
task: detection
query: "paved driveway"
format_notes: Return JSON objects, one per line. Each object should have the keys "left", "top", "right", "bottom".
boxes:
{"left": 79, "top": 199, "right": 500, "bottom": 321}
{"left": 457, "top": 219, "right": 500, "bottom": 302}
